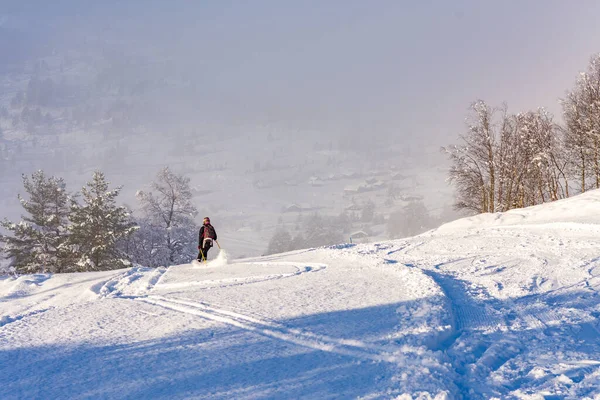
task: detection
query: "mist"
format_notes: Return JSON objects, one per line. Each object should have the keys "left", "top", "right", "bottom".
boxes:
{"left": 2, "top": 0, "right": 600, "bottom": 257}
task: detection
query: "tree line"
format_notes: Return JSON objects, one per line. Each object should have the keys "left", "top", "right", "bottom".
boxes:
{"left": 0, "top": 167, "right": 199, "bottom": 274}
{"left": 445, "top": 53, "right": 600, "bottom": 213}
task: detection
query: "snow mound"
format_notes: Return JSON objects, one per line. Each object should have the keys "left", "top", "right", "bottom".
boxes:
{"left": 1, "top": 274, "right": 51, "bottom": 298}
{"left": 436, "top": 189, "right": 600, "bottom": 233}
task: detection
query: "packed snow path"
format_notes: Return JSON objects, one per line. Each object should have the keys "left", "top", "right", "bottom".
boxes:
{"left": 4, "top": 191, "right": 600, "bottom": 398}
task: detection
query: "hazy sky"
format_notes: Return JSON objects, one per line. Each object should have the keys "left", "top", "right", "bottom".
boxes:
{"left": 3, "top": 0, "right": 600, "bottom": 144}
{"left": 2, "top": 0, "right": 600, "bottom": 254}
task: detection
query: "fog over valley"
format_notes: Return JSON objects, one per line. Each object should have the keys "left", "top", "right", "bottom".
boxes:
{"left": 2, "top": 1, "right": 600, "bottom": 258}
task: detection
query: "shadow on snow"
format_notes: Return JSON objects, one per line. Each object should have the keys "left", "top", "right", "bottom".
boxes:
{"left": 0, "top": 302, "right": 424, "bottom": 400}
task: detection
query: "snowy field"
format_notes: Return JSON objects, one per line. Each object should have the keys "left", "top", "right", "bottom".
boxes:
{"left": 3, "top": 191, "right": 600, "bottom": 398}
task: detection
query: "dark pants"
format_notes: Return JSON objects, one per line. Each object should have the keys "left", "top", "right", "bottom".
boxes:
{"left": 197, "top": 242, "right": 212, "bottom": 261}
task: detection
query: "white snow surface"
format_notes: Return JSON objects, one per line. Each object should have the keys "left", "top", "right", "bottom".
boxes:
{"left": 4, "top": 191, "right": 600, "bottom": 398}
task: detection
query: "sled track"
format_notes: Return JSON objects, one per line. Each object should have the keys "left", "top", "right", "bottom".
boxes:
{"left": 139, "top": 295, "right": 402, "bottom": 364}
{"left": 158, "top": 263, "right": 326, "bottom": 291}
{"left": 235, "top": 249, "right": 317, "bottom": 263}
{"left": 425, "top": 271, "right": 505, "bottom": 333}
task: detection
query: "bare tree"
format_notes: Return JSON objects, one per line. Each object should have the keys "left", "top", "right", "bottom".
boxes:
{"left": 562, "top": 92, "right": 590, "bottom": 193}
{"left": 136, "top": 167, "right": 198, "bottom": 266}
{"left": 443, "top": 100, "right": 497, "bottom": 213}
{"left": 495, "top": 108, "right": 521, "bottom": 210}
{"left": 562, "top": 54, "right": 600, "bottom": 192}
{"left": 446, "top": 103, "right": 568, "bottom": 214}
{"left": 517, "top": 109, "right": 568, "bottom": 203}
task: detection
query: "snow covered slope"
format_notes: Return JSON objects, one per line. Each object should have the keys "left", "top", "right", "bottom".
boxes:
{"left": 3, "top": 190, "right": 600, "bottom": 398}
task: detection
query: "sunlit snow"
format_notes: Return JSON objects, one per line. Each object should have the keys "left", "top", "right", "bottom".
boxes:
{"left": 3, "top": 191, "right": 600, "bottom": 398}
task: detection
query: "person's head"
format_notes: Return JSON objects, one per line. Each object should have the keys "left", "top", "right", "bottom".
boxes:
{"left": 203, "top": 217, "right": 210, "bottom": 225}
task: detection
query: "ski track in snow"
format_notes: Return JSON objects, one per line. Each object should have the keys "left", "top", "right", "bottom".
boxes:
{"left": 424, "top": 271, "right": 507, "bottom": 333}
{"left": 395, "top": 233, "right": 600, "bottom": 397}
{"left": 138, "top": 295, "right": 402, "bottom": 364}
{"left": 423, "top": 269, "right": 523, "bottom": 398}
{"left": 0, "top": 307, "right": 52, "bottom": 328}
{"left": 85, "top": 256, "right": 454, "bottom": 397}
{"left": 82, "top": 257, "right": 447, "bottom": 395}
{"left": 347, "top": 235, "right": 600, "bottom": 398}
{"left": 96, "top": 261, "right": 382, "bottom": 363}
{"left": 423, "top": 264, "right": 600, "bottom": 398}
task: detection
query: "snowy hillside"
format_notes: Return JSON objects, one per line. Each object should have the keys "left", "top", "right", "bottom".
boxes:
{"left": 3, "top": 191, "right": 600, "bottom": 398}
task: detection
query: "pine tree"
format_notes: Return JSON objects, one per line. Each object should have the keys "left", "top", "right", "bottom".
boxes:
{"left": 267, "top": 226, "right": 292, "bottom": 255}
{"left": 68, "top": 171, "right": 137, "bottom": 271}
{"left": 387, "top": 200, "right": 433, "bottom": 239}
{"left": 301, "top": 213, "right": 344, "bottom": 249}
{"left": 0, "top": 171, "right": 71, "bottom": 273}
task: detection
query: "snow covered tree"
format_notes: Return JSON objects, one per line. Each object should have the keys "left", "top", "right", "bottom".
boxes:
{"left": 562, "top": 54, "right": 600, "bottom": 192}
{"left": 563, "top": 91, "right": 591, "bottom": 193}
{"left": 491, "top": 108, "right": 520, "bottom": 211}
{"left": 446, "top": 101, "right": 568, "bottom": 213}
{"left": 0, "top": 171, "right": 71, "bottom": 273}
{"left": 68, "top": 171, "right": 137, "bottom": 271}
{"left": 135, "top": 167, "right": 198, "bottom": 266}
{"left": 443, "top": 100, "right": 498, "bottom": 213}
{"left": 494, "top": 109, "right": 566, "bottom": 210}
{"left": 513, "top": 109, "right": 568, "bottom": 206}
{"left": 123, "top": 216, "right": 166, "bottom": 268}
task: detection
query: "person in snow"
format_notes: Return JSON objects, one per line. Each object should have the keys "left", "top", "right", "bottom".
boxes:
{"left": 198, "top": 217, "right": 217, "bottom": 261}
